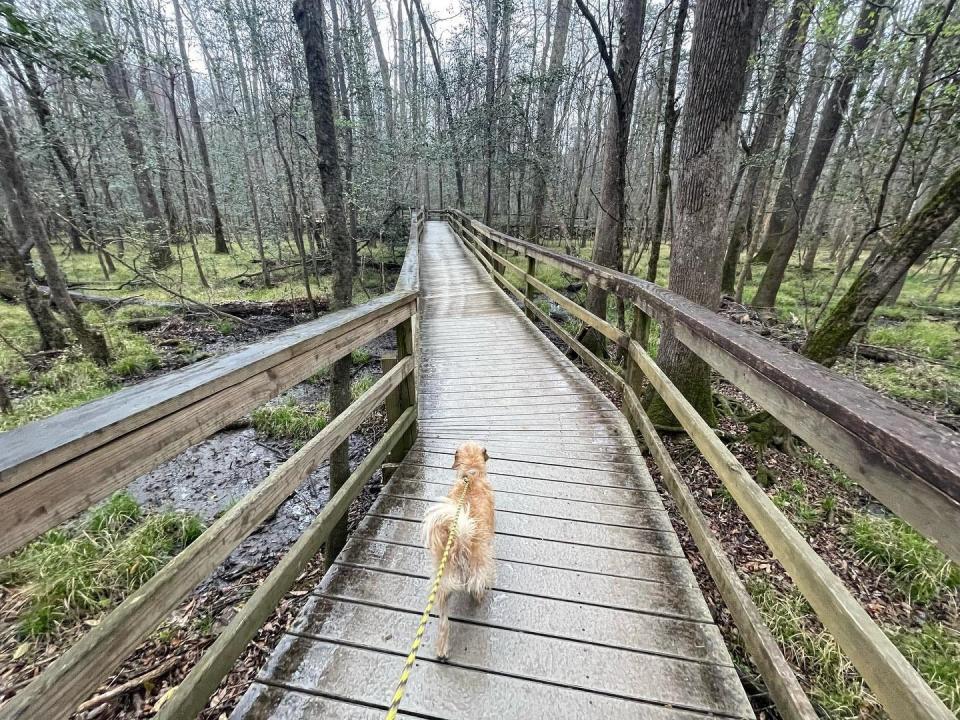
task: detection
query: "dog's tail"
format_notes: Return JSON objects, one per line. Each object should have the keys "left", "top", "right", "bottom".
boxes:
{"left": 421, "top": 497, "right": 476, "bottom": 581}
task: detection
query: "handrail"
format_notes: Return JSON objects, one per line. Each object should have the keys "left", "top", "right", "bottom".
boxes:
{"left": 446, "top": 210, "right": 955, "bottom": 720}
{"left": 0, "top": 211, "right": 423, "bottom": 720}
{"left": 445, "top": 208, "right": 960, "bottom": 564}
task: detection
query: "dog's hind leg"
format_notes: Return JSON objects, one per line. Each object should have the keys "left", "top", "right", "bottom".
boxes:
{"left": 434, "top": 575, "right": 455, "bottom": 660}
{"left": 467, "top": 543, "right": 495, "bottom": 603}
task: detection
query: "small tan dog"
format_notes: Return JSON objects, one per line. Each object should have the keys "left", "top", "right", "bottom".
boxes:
{"left": 420, "top": 441, "right": 495, "bottom": 659}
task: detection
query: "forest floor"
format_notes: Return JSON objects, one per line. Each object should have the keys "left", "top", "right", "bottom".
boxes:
{"left": 1, "top": 232, "right": 957, "bottom": 718}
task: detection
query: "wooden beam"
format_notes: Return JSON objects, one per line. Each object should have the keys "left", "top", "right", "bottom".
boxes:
{"left": 0, "top": 301, "right": 415, "bottom": 556}
{"left": 153, "top": 406, "right": 417, "bottom": 720}
{"left": 0, "top": 358, "right": 414, "bottom": 720}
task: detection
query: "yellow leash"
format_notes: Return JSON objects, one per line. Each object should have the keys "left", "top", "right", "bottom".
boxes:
{"left": 385, "top": 476, "right": 471, "bottom": 719}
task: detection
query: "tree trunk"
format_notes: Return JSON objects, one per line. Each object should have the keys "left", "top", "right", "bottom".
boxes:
{"left": 752, "top": 34, "right": 833, "bottom": 265}
{"left": 577, "top": 0, "right": 647, "bottom": 356}
{"left": 0, "top": 98, "right": 109, "bottom": 364}
{"left": 528, "top": 0, "right": 573, "bottom": 242}
{"left": 721, "top": 0, "right": 811, "bottom": 293}
{"left": 753, "top": 0, "right": 881, "bottom": 308}
{"left": 804, "top": 165, "right": 960, "bottom": 366}
{"left": 412, "top": 0, "right": 465, "bottom": 208}
{"left": 483, "top": 0, "right": 499, "bottom": 224}
{"left": 85, "top": 0, "right": 171, "bottom": 269}
{"left": 294, "top": 0, "right": 355, "bottom": 559}
{"left": 172, "top": 0, "right": 228, "bottom": 254}
{"left": 637, "top": 0, "right": 688, "bottom": 347}
{"left": 646, "top": 0, "right": 768, "bottom": 428}
{"left": 364, "top": 0, "right": 395, "bottom": 142}
{"left": 0, "top": 214, "right": 66, "bottom": 351}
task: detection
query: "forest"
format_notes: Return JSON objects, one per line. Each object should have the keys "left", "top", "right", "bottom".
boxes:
{"left": 0, "top": 0, "right": 958, "bottom": 717}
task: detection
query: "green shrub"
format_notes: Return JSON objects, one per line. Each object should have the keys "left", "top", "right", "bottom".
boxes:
{"left": 350, "top": 347, "right": 373, "bottom": 364}
{"left": 109, "top": 332, "right": 160, "bottom": 377}
{"left": 851, "top": 513, "right": 960, "bottom": 603}
{"left": 87, "top": 492, "right": 142, "bottom": 534}
{"left": 215, "top": 320, "right": 236, "bottom": 335}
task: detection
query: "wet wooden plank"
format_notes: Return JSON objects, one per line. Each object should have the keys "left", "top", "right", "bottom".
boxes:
{"left": 368, "top": 495, "right": 682, "bottom": 554}
{"left": 312, "top": 564, "right": 724, "bottom": 663}
{"left": 385, "top": 480, "right": 669, "bottom": 527}
{"left": 230, "top": 683, "right": 412, "bottom": 720}
{"left": 402, "top": 449, "right": 651, "bottom": 485}
{"left": 335, "top": 540, "right": 707, "bottom": 617}
{"left": 251, "top": 637, "right": 721, "bottom": 720}
{"left": 288, "top": 599, "right": 752, "bottom": 718}
{"left": 356, "top": 514, "right": 686, "bottom": 574}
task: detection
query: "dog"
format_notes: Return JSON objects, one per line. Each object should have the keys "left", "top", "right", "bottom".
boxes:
{"left": 420, "top": 441, "right": 495, "bottom": 659}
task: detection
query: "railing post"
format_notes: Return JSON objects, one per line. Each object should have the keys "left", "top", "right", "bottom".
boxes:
{"left": 624, "top": 307, "right": 646, "bottom": 434}
{"left": 380, "top": 352, "right": 402, "bottom": 481}
{"left": 524, "top": 253, "right": 537, "bottom": 321}
{"left": 392, "top": 315, "right": 417, "bottom": 460}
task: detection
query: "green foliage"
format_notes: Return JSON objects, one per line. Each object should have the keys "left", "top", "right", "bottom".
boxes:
{"left": 351, "top": 373, "right": 376, "bottom": 400}
{"left": 109, "top": 331, "right": 160, "bottom": 377}
{"left": 868, "top": 320, "right": 959, "bottom": 360}
{"left": 350, "top": 347, "right": 372, "bottom": 365}
{"left": 11, "top": 369, "right": 32, "bottom": 388}
{"left": 536, "top": 265, "right": 570, "bottom": 292}
{"left": 892, "top": 623, "right": 960, "bottom": 714}
{"left": 748, "top": 577, "right": 870, "bottom": 718}
{"left": 771, "top": 479, "right": 823, "bottom": 532}
{"left": 214, "top": 320, "right": 236, "bottom": 335}
{"left": 0, "top": 493, "right": 203, "bottom": 638}
{"left": 0, "top": 355, "right": 114, "bottom": 431}
{"left": 251, "top": 399, "right": 329, "bottom": 445}
{"left": 855, "top": 363, "right": 960, "bottom": 407}
{"left": 86, "top": 492, "right": 141, "bottom": 534}
{"left": 307, "top": 366, "right": 330, "bottom": 384}
{"left": 850, "top": 513, "right": 960, "bottom": 603}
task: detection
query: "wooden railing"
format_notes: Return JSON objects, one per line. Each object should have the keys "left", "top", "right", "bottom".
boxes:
{"left": 0, "top": 208, "right": 426, "bottom": 720}
{"left": 444, "top": 208, "right": 958, "bottom": 720}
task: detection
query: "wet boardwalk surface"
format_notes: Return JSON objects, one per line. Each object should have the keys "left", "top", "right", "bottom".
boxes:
{"left": 231, "top": 221, "right": 752, "bottom": 719}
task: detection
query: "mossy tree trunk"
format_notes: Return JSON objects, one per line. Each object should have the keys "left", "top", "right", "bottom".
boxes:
{"left": 295, "top": 0, "right": 355, "bottom": 560}
{"left": 645, "top": 0, "right": 768, "bottom": 429}
{"left": 803, "top": 165, "right": 960, "bottom": 366}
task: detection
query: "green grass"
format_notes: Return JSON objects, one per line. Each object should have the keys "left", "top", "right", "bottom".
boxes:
{"left": 0, "top": 493, "right": 203, "bottom": 638}
{"left": 306, "top": 366, "right": 330, "bottom": 384}
{"left": 350, "top": 347, "right": 372, "bottom": 365}
{"left": 351, "top": 373, "right": 376, "bottom": 400}
{"left": 853, "top": 362, "right": 960, "bottom": 407}
{"left": 748, "top": 578, "right": 875, "bottom": 718}
{"left": 251, "top": 399, "right": 329, "bottom": 445}
{"left": 868, "top": 320, "right": 959, "bottom": 361}
{"left": 892, "top": 623, "right": 960, "bottom": 714}
{"left": 850, "top": 513, "right": 960, "bottom": 603}
{"left": 214, "top": 320, "right": 236, "bottom": 336}
{"left": 0, "top": 309, "right": 165, "bottom": 430}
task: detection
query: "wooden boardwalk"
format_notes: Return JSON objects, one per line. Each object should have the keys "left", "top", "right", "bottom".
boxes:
{"left": 231, "top": 221, "right": 753, "bottom": 719}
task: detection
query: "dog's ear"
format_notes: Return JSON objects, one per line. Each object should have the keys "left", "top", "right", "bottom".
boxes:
{"left": 482, "top": 447, "right": 489, "bottom": 462}
{"left": 451, "top": 448, "right": 460, "bottom": 468}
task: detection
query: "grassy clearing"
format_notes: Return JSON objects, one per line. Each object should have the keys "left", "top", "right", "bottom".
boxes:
{"left": 0, "top": 493, "right": 203, "bottom": 639}
{"left": 853, "top": 362, "right": 960, "bottom": 408}
{"left": 251, "top": 399, "right": 329, "bottom": 445}
{"left": 851, "top": 513, "right": 960, "bottom": 603}
{"left": 892, "top": 623, "right": 960, "bottom": 714}
{"left": 868, "top": 320, "right": 959, "bottom": 360}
